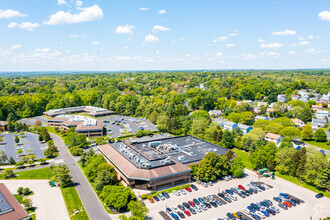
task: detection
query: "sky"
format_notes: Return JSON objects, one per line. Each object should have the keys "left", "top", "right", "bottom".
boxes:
{"left": 0, "top": 0, "right": 330, "bottom": 71}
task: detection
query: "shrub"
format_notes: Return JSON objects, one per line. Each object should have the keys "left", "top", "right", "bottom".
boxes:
{"left": 22, "top": 187, "right": 30, "bottom": 195}
{"left": 140, "top": 194, "right": 148, "bottom": 200}
{"left": 151, "top": 190, "right": 156, "bottom": 194}
{"left": 17, "top": 187, "right": 23, "bottom": 195}
{"left": 69, "top": 146, "right": 83, "bottom": 156}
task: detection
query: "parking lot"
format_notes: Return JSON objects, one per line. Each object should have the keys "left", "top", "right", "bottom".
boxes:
{"left": 100, "top": 115, "right": 157, "bottom": 138}
{"left": 146, "top": 169, "right": 330, "bottom": 220}
{"left": 0, "top": 132, "right": 47, "bottom": 162}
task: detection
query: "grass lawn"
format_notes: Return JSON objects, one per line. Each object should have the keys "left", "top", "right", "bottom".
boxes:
{"left": 61, "top": 186, "right": 89, "bottom": 220}
{"left": 0, "top": 167, "right": 55, "bottom": 179}
{"left": 30, "top": 214, "right": 36, "bottom": 220}
{"left": 14, "top": 194, "right": 23, "bottom": 203}
{"left": 303, "top": 140, "right": 330, "bottom": 151}
{"left": 276, "top": 172, "right": 330, "bottom": 198}
{"left": 44, "top": 126, "right": 59, "bottom": 134}
{"left": 233, "top": 148, "right": 253, "bottom": 170}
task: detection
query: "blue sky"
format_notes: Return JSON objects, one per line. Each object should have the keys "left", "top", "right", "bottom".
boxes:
{"left": 0, "top": 0, "right": 330, "bottom": 71}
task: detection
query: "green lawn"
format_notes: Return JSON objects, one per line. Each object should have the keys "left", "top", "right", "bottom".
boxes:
{"left": 44, "top": 126, "right": 58, "bottom": 134}
{"left": 14, "top": 194, "right": 23, "bottom": 203}
{"left": 303, "top": 140, "right": 330, "bottom": 151}
{"left": 30, "top": 214, "right": 36, "bottom": 220}
{"left": 276, "top": 172, "right": 330, "bottom": 198}
{"left": 61, "top": 186, "right": 89, "bottom": 220}
{"left": 233, "top": 148, "right": 253, "bottom": 170}
{"left": 0, "top": 167, "right": 55, "bottom": 179}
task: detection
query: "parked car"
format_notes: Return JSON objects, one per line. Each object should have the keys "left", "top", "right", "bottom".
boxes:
{"left": 177, "top": 211, "right": 185, "bottom": 218}
{"left": 178, "top": 204, "right": 185, "bottom": 211}
{"left": 269, "top": 206, "right": 280, "bottom": 213}
{"left": 247, "top": 206, "right": 256, "bottom": 213}
{"left": 226, "top": 212, "right": 236, "bottom": 220}
{"left": 256, "top": 211, "right": 266, "bottom": 219}
{"left": 166, "top": 207, "right": 172, "bottom": 214}
{"left": 279, "top": 193, "right": 290, "bottom": 199}
{"left": 170, "top": 213, "right": 179, "bottom": 220}
{"left": 278, "top": 203, "right": 288, "bottom": 210}
{"left": 260, "top": 201, "right": 269, "bottom": 208}
{"left": 238, "top": 185, "right": 245, "bottom": 190}
{"left": 162, "top": 191, "right": 170, "bottom": 198}
{"left": 251, "top": 203, "right": 260, "bottom": 211}
{"left": 226, "top": 189, "right": 234, "bottom": 195}
{"left": 158, "top": 193, "right": 165, "bottom": 200}
{"left": 188, "top": 208, "right": 196, "bottom": 215}
{"left": 201, "top": 182, "right": 208, "bottom": 187}
{"left": 153, "top": 196, "right": 159, "bottom": 202}
{"left": 238, "top": 192, "right": 246, "bottom": 198}
{"left": 224, "top": 197, "right": 232, "bottom": 203}
{"left": 291, "top": 198, "right": 300, "bottom": 204}
{"left": 242, "top": 208, "right": 251, "bottom": 215}
{"left": 287, "top": 200, "right": 296, "bottom": 206}
{"left": 251, "top": 214, "right": 261, "bottom": 220}
{"left": 283, "top": 201, "right": 292, "bottom": 208}
{"left": 183, "top": 202, "right": 190, "bottom": 209}
{"left": 215, "top": 200, "right": 223, "bottom": 206}
{"left": 210, "top": 201, "right": 218, "bottom": 207}
{"left": 200, "top": 204, "right": 207, "bottom": 211}
{"left": 183, "top": 210, "right": 191, "bottom": 216}
{"left": 148, "top": 197, "right": 155, "bottom": 203}
{"left": 258, "top": 185, "right": 265, "bottom": 191}
{"left": 193, "top": 198, "right": 200, "bottom": 205}
{"left": 185, "top": 187, "right": 192, "bottom": 192}
{"left": 273, "top": 197, "right": 282, "bottom": 203}
{"left": 195, "top": 205, "right": 202, "bottom": 213}
{"left": 316, "top": 193, "right": 324, "bottom": 198}
{"left": 198, "top": 197, "right": 205, "bottom": 204}
{"left": 266, "top": 208, "right": 276, "bottom": 215}
{"left": 180, "top": 189, "right": 186, "bottom": 195}
{"left": 191, "top": 184, "right": 198, "bottom": 191}
{"left": 208, "top": 181, "right": 213, "bottom": 186}
{"left": 204, "top": 202, "right": 211, "bottom": 208}
{"left": 172, "top": 206, "right": 179, "bottom": 213}
{"left": 234, "top": 212, "right": 243, "bottom": 219}
{"left": 218, "top": 193, "right": 225, "bottom": 198}
{"left": 230, "top": 187, "right": 237, "bottom": 193}
{"left": 188, "top": 201, "right": 195, "bottom": 207}
{"left": 260, "top": 210, "right": 269, "bottom": 217}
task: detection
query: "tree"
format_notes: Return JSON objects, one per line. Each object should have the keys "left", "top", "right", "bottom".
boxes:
{"left": 34, "top": 120, "right": 42, "bottom": 127}
{"left": 250, "top": 142, "right": 278, "bottom": 169}
{"left": 8, "top": 156, "right": 15, "bottom": 165}
{"left": 190, "top": 117, "right": 209, "bottom": 137}
{"left": 189, "top": 163, "right": 198, "bottom": 177}
{"left": 149, "top": 111, "right": 158, "bottom": 124}
{"left": 15, "top": 161, "right": 25, "bottom": 168}
{"left": 94, "top": 169, "right": 117, "bottom": 194}
{"left": 314, "top": 129, "right": 327, "bottom": 142}
{"left": 0, "top": 151, "right": 7, "bottom": 164}
{"left": 0, "top": 135, "right": 3, "bottom": 143}
{"left": 16, "top": 148, "right": 23, "bottom": 155}
{"left": 44, "top": 147, "right": 55, "bottom": 157}
{"left": 230, "top": 158, "right": 244, "bottom": 178}
{"left": 14, "top": 136, "right": 19, "bottom": 144}
{"left": 22, "top": 187, "right": 30, "bottom": 195}
{"left": 318, "top": 162, "right": 330, "bottom": 190}
{"left": 303, "top": 148, "right": 327, "bottom": 187}
{"left": 17, "top": 187, "right": 23, "bottom": 195}
{"left": 127, "top": 200, "right": 149, "bottom": 219}
{"left": 196, "top": 158, "right": 215, "bottom": 181}
{"left": 52, "top": 165, "right": 73, "bottom": 187}
{"left": 227, "top": 112, "right": 242, "bottom": 123}
{"left": 38, "top": 158, "right": 47, "bottom": 164}
{"left": 38, "top": 134, "right": 43, "bottom": 142}
{"left": 222, "top": 130, "right": 235, "bottom": 149}
{"left": 301, "top": 124, "right": 313, "bottom": 140}
{"left": 279, "top": 127, "right": 301, "bottom": 139}
{"left": 22, "top": 198, "right": 33, "bottom": 209}
{"left": 99, "top": 185, "right": 135, "bottom": 210}
{"left": 275, "top": 147, "right": 296, "bottom": 174}
{"left": 3, "top": 169, "right": 14, "bottom": 179}
{"left": 40, "top": 127, "right": 51, "bottom": 142}
{"left": 298, "top": 107, "right": 312, "bottom": 123}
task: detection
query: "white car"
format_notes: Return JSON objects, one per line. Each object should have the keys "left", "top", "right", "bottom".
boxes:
{"left": 195, "top": 205, "right": 202, "bottom": 212}
{"left": 201, "top": 182, "right": 208, "bottom": 187}
{"left": 270, "top": 206, "right": 280, "bottom": 213}
{"left": 262, "top": 184, "right": 269, "bottom": 189}
{"left": 242, "top": 208, "right": 251, "bottom": 215}
{"left": 224, "top": 176, "right": 229, "bottom": 181}
{"left": 256, "top": 211, "right": 266, "bottom": 219}
{"left": 208, "top": 181, "right": 213, "bottom": 186}
{"left": 172, "top": 206, "right": 179, "bottom": 213}
{"left": 180, "top": 189, "right": 186, "bottom": 195}
{"left": 222, "top": 216, "right": 230, "bottom": 220}
{"left": 200, "top": 204, "right": 207, "bottom": 211}
{"left": 173, "top": 190, "right": 180, "bottom": 196}
{"left": 229, "top": 195, "right": 237, "bottom": 201}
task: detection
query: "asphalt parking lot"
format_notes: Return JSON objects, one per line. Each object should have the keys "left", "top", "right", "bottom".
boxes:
{"left": 100, "top": 115, "right": 157, "bottom": 138}
{"left": 18, "top": 116, "right": 49, "bottom": 126}
{"left": 146, "top": 169, "right": 330, "bottom": 220}
{"left": 0, "top": 132, "right": 47, "bottom": 162}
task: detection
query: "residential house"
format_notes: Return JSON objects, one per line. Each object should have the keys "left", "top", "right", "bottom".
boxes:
{"left": 214, "top": 118, "right": 238, "bottom": 131}
{"left": 311, "top": 118, "right": 327, "bottom": 129}
{"left": 0, "top": 121, "right": 8, "bottom": 131}
{"left": 320, "top": 93, "right": 330, "bottom": 102}
{"left": 238, "top": 124, "right": 253, "bottom": 135}
{"left": 292, "top": 140, "right": 306, "bottom": 150}
{"left": 243, "top": 100, "right": 254, "bottom": 106}
{"left": 257, "top": 101, "right": 268, "bottom": 107}
{"left": 312, "top": 105, "right": 323, "bottom": 111}
{"left": 266, "top": 108, "right": 275, "bottom": 115}
{"left": 316, "top": 110, "right": 329, "bottom": 119}
{"left": 277, "top": 94, "right": 286, "bottom": 102}
{"left": 208, "top": 110, "right": 222, "bottom": 118}
{"left": 291, "top": 95, "right": 300, "bottom": 100}
{"left": 291, "top": 118, "right": 305, "bottom": 128}
{"left": 255, "top": 116, "right": 269, "bottom": 121}
{"left": 265, "top": 133, "right": 283, "bottom": 146}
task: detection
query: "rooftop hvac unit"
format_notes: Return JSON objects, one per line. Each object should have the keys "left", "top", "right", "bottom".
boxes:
{"left": 178, "top": 156, "right": 185, "bottom": 161}
{"left": 145, "top": 163, "right": 151, "bottom": 167}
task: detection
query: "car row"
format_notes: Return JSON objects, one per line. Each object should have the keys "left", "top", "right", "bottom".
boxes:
{"left": 149, "top": 185, "right": 198, "bottom": 203}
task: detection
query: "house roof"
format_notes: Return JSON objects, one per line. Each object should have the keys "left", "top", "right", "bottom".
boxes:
{"left": 265, "top": 133, "right": 282, "bottom": 140}
{"left": 312, "top": 118, "right": 326, "bottom": 123}
{"left": 98, "top": 144, "right": 191, "bottom": 181}
{"left": 291, "top": 118, "right": 304, "bottom": 124}
{"left": 0, "top": 121, "right": 8, "bottom": 126}
{"left": 0, "top": 183, "right": 29, "bottom": 220}
{"left": 238, "top": 124, "right": 251, "bottom": 130}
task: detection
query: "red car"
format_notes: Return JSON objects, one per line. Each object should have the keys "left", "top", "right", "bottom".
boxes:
{"left": 283, "top": 201, "right": 292, "bottom": 207}
{"left": 238, "top": 185, "right": 245, "bottom": 190}
{"left": 184, "top": 210, "right": 191, "bottom": 216}
{"left": 188, "top": 201, "right": 195, "bottom": 207}
{"left": 185, "top": 187, "right": 192, "bottom": 192}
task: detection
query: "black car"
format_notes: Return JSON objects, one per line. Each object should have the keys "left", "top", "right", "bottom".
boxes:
{"left": 250, "top": 187, "right": 258, "bottom": 194}
{"left": 291, "top": 198, "right": 300, "bottom": 204}
{"left": 191, "top": 184, "right": 198, "bottom": 191}
{"left": 288, "top": 199, "right": 296, "bottom": 206}
{"left": 166, "top": 207, "right": 172, "bottom": 214}
{"left": 266, "top": 208, "right": 276, "bottom": 215}
{"left": 242, "top": 191, "right": 250, "bottom": 197}
{"left": 193, "top": 198, "right": 200, "bottom": 205}
{"left": 177, "top": 211, "right": 185, "bottom": 218}
{"left": 230, "top": 187, "right": 238, "bottom": 193}
{"left": 162, "top": 191, "right": 170, "bottom": 198}
{"left": 224, "top": 197, "right": 232, "bottom": 203}
{"left": 238, "top": 192, "right": 246, "bottom": 198}
{"left": 153, "top": 196, "right": 159, "bottom": 202}
{"left": 178, "top": 204, "right": 185, "bottom": 211}
{"left": 183, "top": 202, "right": 190, "bottom": 209}
{"left": 250, "top": 203, "right": 260, "bottom": 211}
{"left": 258, "top": 185, "right": 266, "bottom": 191}
{"left": 204, "top": 202, "right": 211, "bottom": 208}
{"left": 264, "top": 200, "right": 273, "bottom": 206}
{"left": 316, "top": 193, "right": 324, "bottom": 199}
{"left": 273, "top": 197, "right": 282, "bottom": 203}
{"left": 210, "top": 201, "right": 218, "bottom": 207}
{"left": 189, "top": 208, "right": 196, "bottom": 215}
{"left": 218, "top": 193, "right": 225, "bottom": 198}
{"left": 261, "top": 201, "right": 269, "bottom": 208}
{"left": 227, "top": 212, "right": 236, "bottom": 220}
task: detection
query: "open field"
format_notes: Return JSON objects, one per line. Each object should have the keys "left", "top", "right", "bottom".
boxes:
{"left": 0, "top": 166, "right": 54, "bottom": 179}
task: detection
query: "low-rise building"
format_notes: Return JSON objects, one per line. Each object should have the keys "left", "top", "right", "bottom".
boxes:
{"left": 208, "top": 110, "right": 222, "bottom": 118}
{"left": 291, "top": 118, "right": 305, "bottom": 128}
{"left": 265, "top": 133, "right": 283, "bottom": 146}
{"left": 48, "top": 115, "right": 104, "bottom": 137}
{"left": 255, "top": 116, "right": 269, "bottom": 121}
{"left": 238, "top": 124, "right": 253, "bottom": 135}
{"left": 292, "top": 140, "right": 306, "bottom": 150}
{"left": 257, "top": 101, "right": 268, "bottom": 107}
{"left": 312, "top": 105, "right": 323, "bottom": 111}
{"left": 0, "top": 183, "right": 30, "bottom": 220}
{"left": 98, "top": 135, "right": 228, "bottom": 190}
{"left": 266, "top": 108, "right": 275, "bottom": 115}
{"left": 44, "top": 106, "right": 113, "bottom": 118}
{"left": 311, "top": 118, "right": 327, "bottom": 129}
{"left": 291, "top": 95, "right": 300, "bottom": 100}
{"left": 214, "top": 118, "right": 238, "bottom": 131}
{"left": 315, "top": 110, "right": 329, "bottom": 119}
{"left": 277, "top": 94, "right": 286, "bottom": 102}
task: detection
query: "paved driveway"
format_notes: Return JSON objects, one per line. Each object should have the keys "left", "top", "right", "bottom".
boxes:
{"left": 0, "top": 179, "right": 69, "bottom": 220}
{"left": 146, "top": 169, "right": 330, "bottom": 220}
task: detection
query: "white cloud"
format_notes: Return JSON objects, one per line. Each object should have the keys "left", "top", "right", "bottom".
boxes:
{"left": 152, "top": 25, "right": 170, "bottom": 32}
{"left": 185, "top": 53, "right": 191, "bottom": 57}
{"left": 170, "top": 37, "right": 184, "bottom": 44}
{"left": 44, "top": 5, "right": 103, "bottom": 25}
{"left": 155, "top": 50, "right": 159, "bottom": 55}
{"left": 318, "top": 11, "right": 330, "bottom": 21}
{"left": 35, "top": 48, "right": 51, "bottom": 53}
{"left": 75, "top": 0, "right": 83, "bottom": 7}
{"left": 306, "top": 35, "right": 319, "bottom": 40}
{"left": 242, "top": 53, "right": 258, "bottom": 60}
{"left": 212, "top": 36, "right": 228, "bottom": 43}
{"left": 123, "top": 46, "right": 128, "bottom": 50}
{"left": 291, "top": 41, "right": 309, "bottom": 47}
{"left": 204, "top": 53, "right": 210, "bottom": 56}
{"left": 228, "top": 32, "right": 238, "bottom": 37}
{"left": 215, "top": 52, "right": 223, "bottom": 57}
{"left": 115, "top": 25, "right": 135, "bottom": 35}
{"left": 289, "top": 50, "right": 296, "bottom": 55}
{"left": 225, "top": 43, "right": 235, "bottom": 47}
{"left": 272, "top": 29, "right": 296, "bottom": 36}
{"left": 69, "top": 33, "right": 87, "bottom": 38}
{"left": 258, "top": 39, "right": 265, "bottom": 43}
{"left": 320, "top": 58, "right": 328, "bottom": 62}
{"left": 266, "top": 51, "right": 280, "bottom": 57}
{"left": 139, "top": 7, "right": 149, "bottom": 11}
{"left": 117, "top": 56, "right": 131, "bottom": 61}
{"left": 11, "top": 45, "right": 22, "bottom": 50}
{"left": 91, "top": 41, "right": 99, "bottom": 45}
{"left": 158, "top": 10, "right": 166, "bottom": 14}
{"left": 260, "top": 42, "right": 283, "bottom": 49}
{"left": 144, "top": 34, "right": 160, "bottom": 43}
{"left": 57, "top": 0, "right": 67, "bottom": 5}
{"left": 305, "top": 48, "right": 316, "bottom": 54}
{"left": 0, "top": 9, "right": 26, "bottom": 19}
{"left": 8, "top": 22, "right": 39, "bottom": 31}
{"left": 66, "top": 50, "right": 70, "bottom": 53}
